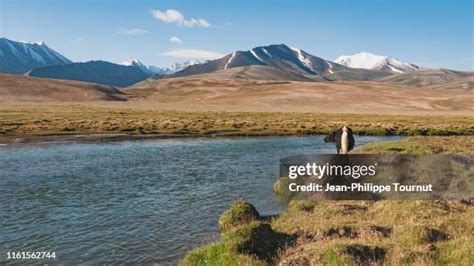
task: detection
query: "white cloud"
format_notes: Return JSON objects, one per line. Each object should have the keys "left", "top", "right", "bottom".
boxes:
{"left": 150, "top": 9, "right": 211, "bottom": 28}
{"left": 151, "top": 9, "right": 184, "bottom": 23}
{"left": 182, "top": 18, "right": 211, "bottom": 28}
{"left": 116, "top": 28, "right": 150, "bottom": 35}
{"left": 161, "top": 49, "right": 224, "bottom": 59}
{"left": 170, "top": 36, "right": 183, "bottom": 44}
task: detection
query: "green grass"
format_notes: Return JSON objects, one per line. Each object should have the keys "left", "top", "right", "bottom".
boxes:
{"left": 181, "top": 137, "right": 474, "bottom": 265}
{"left": 219, "top": 201, "right": 260, "bottom": 233}
{"left": 180, "top": 221, "right": 283, "bottom": 266}
{"left": 180, "top": 241, "right": 264, "bottom": 266}
{"left": 357, "top": 136, "right": 474, "bottom": 154}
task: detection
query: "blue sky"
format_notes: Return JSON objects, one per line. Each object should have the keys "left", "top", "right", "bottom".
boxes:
{"left": 1, "top": 0, "right": 472, "bottom": 70}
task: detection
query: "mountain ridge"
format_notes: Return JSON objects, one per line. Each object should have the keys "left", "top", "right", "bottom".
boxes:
{"left": 168, "top": 44, "right": 391, "bottom": 81}
{"left": 2, "top": 37, "right": 470, "bottom": 88}
{"left": 0, "top": 37, "right": 72, "bottom": 74}
{"left": 27, "top": 60, "right": 150, "bottom": 87}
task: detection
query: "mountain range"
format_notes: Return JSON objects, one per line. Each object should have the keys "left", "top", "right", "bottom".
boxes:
{"left": 27, "top": 58, "right": 205, "bottom": 87}
{"left": 120, "top": 58, "right": 204, "bottom": 75}
{"left": 0, "top": 37, "right": 470, "bottom": 88}
{"left": 0, "top": 38, "right": 205, "bottom": 86}
{"left": 169, "top": 44, "right": 390, "bottom": 81}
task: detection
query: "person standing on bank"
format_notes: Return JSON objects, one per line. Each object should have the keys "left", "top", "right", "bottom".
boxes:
{"left": 324, "top": 126, "right": 355, "bottom": 154}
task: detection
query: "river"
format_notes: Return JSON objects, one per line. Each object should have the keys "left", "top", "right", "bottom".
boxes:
{"left": 0, "top": 135, "right": 401, "bottom": 265}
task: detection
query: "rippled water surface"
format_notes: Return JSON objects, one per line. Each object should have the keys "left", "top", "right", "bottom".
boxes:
{"left": 0, "top": 136, "right": 401, "bottom": 265}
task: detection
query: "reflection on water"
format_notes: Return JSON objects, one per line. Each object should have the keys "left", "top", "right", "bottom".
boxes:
{"left": 0, "top": 135, "right": 401, "bottom": 264}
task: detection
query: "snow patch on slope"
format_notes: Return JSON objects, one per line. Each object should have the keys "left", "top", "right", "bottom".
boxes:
{"left": 388, "top": 64, "right": 403, "bottom": 73}
{"left": 290, "top": 47, "right": 314, "bottom": 72}
{"left": 224, "top": 52, "right": 236, "bottom": 70}
{"left": 250, "top": 49, "right": 264, "bottom": 63}
{"left": 261, "top": 47, "right": 272, "bottom": 57}
{"left": 20, "top": 40, "right": 45, "bottom": 46}
{"left": 326, "top": 62, "right": 334, "bottom": 74}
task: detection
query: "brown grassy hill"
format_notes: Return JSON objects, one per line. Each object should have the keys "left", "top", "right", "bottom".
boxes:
{"left": 425, "top": 76, "right": 474, "bottom": 90}
{"left": 379, "top": 68, "right": 474, "bottom": 88}
{"left": 0, "top": 74, "right": 127, "bottom": 102}
{"left": 127, "top": 71, "right": 474, "bottom": 115}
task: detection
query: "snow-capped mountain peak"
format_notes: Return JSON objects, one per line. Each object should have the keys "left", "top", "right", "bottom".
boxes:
{"left": 120, "top": 58, "right": 144, "bottom": 66}
{"left": 336, "top": 52, "right": 385, "bottom": 69}
{"left": 120, "top": 59, "right": 205, "bottom": 75}
{"left": 167, "top": 60, "right": 205, "bottom": 73}
{"left": 120, "top": 59, "right": 164, "bottom": 75}
{"left": 335, "top": 52, "right": 418, "bottom": 73}
{"left": 20, "top": 40, "right": 45, "bottom": 46}
{"left": 0, "top": 37, "right": 72, "bottom": 74}
{"left": 173, "top": 44, "right": 347, "bottom": 79}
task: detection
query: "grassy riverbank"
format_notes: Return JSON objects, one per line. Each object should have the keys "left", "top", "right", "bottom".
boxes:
{"left": 1, "top": 105, "right": 473, "bottom": 143}
{"left": 180, "top": 136, "right": 474, "bottom": 265}
{"left": 357, "top": 136, "right": 474, "bottom": 154}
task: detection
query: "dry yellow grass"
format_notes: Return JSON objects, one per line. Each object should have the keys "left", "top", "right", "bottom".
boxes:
{"left": 2, "top": 66, "right": 473, "bottom": 116}
{"left": 127, "top": 72, "right": 474, "bottom": 115}
{"left": 274, "top": 200, "right": 473, "bottom": 265}
{"left": 0, "top": 104, "right": 473, "bottom": 143}
{"left": 181, "top": 200, "right": 473, "bottom": 265}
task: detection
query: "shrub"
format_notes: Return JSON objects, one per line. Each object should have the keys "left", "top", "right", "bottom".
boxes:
{"left": 219, "top": 201, "right": 260, "bottom": 232}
